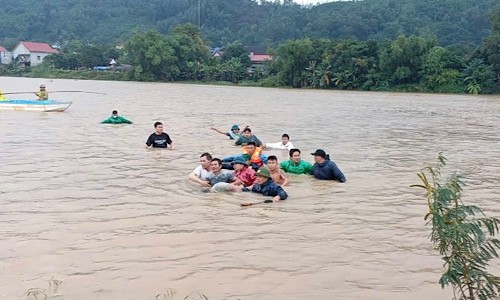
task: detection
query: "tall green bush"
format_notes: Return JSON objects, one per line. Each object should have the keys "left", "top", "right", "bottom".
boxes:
{"left": 413, "top": 154, "right": 500, "bottom": 299}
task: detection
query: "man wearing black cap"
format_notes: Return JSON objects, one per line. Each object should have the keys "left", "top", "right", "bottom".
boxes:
{"left": 311, "top": 149, "right": 346, "bottom": 182}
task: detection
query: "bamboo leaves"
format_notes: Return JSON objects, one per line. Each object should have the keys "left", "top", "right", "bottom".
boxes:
{"left": 414, "top": 154, "right": 500, "bottom": 299}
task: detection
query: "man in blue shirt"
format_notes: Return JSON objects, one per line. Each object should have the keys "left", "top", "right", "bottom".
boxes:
{"left": 311, "top": 149, "right": 346, "bottom": 183}
{"left": 243, "top": 167, "right": 288, "bottom": 202}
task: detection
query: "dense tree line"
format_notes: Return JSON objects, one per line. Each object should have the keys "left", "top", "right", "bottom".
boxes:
{"left": 1, "top": 2, "right": 498, "bottom": 94}
{"left": 0, "top": 0, "right": 498, "bottom": 49}
{"left": 11, "top": 7, "right": 496, "bottom": 95}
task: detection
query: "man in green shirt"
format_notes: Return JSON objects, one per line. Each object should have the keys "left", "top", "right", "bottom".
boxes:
{"left": 280, "top": 148, "right": 313, "bottom": 175}
{"left": 100, "top": 110, "right": 133, "bottom": 124}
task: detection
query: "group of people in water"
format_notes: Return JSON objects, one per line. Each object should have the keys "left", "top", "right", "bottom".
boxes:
{"left": 2, "top": 83, "right": 346, "bottom": 204}
{"left": 101, "top": 117, "right": 345, "bottom": 203}
{"left": 102, "top": 110, "right": 345, "bottom": 203}
{"left": 186, "top": 124, "right": 346, "bottom": 203}
{"left": 2, "top": 83, "right": 345, "bottom": 203}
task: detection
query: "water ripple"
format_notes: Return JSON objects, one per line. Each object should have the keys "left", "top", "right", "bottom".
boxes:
{"left": 0, "top": 78, "right": 499, "bottom": 299}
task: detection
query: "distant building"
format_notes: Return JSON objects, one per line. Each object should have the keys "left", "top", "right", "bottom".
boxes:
{"left": 0, "top": 46, "right": 12, "bottom": 64}
{"left": 247, "top": 46, "right": 272, "bottom": 64}
{"left": 211, "top": 47, "right": 224, "bottom": 58}
{"left": 247, "top": 46, "right": 272, "bottom": 75}
{"left": 12, "top": 41, "right": 59, "bottom": 67}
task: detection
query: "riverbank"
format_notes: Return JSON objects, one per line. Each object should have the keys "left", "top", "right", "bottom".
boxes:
{"left": 1, "top": 69, "right": 499, "bottom": 95}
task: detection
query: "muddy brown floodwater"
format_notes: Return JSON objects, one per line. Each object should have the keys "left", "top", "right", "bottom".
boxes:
{"left": 1, "top": 77, "right": 499, "bottom": 299}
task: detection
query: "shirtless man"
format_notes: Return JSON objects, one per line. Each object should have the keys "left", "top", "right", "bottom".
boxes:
{"left": 266, "top": 155, "right": 289, "bottom": 186}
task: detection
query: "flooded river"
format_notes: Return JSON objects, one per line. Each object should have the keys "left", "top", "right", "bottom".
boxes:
{"left": 0, "top": 77, "right": 499, "bottom": 299}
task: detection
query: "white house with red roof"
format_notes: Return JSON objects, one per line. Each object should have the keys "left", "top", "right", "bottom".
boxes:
{"left": 0, "top": 46, "right": 12, "bottom": 64}
{"left": 12, "top": 41, "right": 59, "bottom": 67}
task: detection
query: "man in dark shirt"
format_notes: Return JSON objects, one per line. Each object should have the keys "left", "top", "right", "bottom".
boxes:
{"left": 243, "top": 167, "right": 288, "bottom": 202}
{"left": 145, "top": 122, "right": 174, "bottom": 149}
{"left": 311, "top": 149, "right": 346, "bottom": 182}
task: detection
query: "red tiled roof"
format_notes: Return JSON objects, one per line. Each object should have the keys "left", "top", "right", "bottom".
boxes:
{"left": 250, "top": 54, "right": 272, "bottom": 62}
{"left": 20, "top": 41, "right": 59, "bottom": 54}
{"left": 0, "top": 46, "right": 8, "bottom": 52}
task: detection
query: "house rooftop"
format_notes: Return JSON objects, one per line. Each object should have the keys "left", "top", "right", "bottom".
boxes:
{"left": 250, "top": 54, "right": 272, "bottom": 62}
{"left": 19, "top": 41, "right": 59, "bottom": 54}
{"left": 0, "top": 46, "right": 8, "bottom": 52}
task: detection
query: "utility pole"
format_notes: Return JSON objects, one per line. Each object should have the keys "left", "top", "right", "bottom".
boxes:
{"left": 198, "top": 0, "right": 201, "bottom": 28}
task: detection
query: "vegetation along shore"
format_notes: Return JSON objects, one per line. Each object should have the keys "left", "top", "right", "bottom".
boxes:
{"left": 0, "top": 0, "right": 499, "bottom": 94}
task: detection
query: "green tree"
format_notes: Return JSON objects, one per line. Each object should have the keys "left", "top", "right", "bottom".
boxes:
{"left": 413, "top": 153, "right": 500, "bottom": 300}
{"left": 423, "top": 46, "right": 461, "bottom": 92}
{"left": 270, "top": 38, "right": 315, "bottom": 88}
{"left": 218, "top": 57, "right": 246, "bottom": 83}
{"left": 221, "top": 42, "right": 251, "bottom": 68}
{"left": 326, "top": 39, "right": 378, "bottom": 90}
{"left": 484, "top": 7, "right": 500, "bottom": 83}
{"left": 124, "top": 29, "right": 178, "bottom": 81}
{"left": 463, "top": 58, "right": 496, "bottom": 94}
{"left": 79, "top": 45, "right": 106, "bottom": 68}
{"left": 202, "top": 59, "right": 218, "bottom": 82}
{"left": 379, "top": 35, "right": 434, "bottom": 85}
{"left": 305, "top": 60, "right": 319, "bottom": 88}
{"left": 102, "top": 46, "right": 122, "bottom": 62}
{"left": 41, "top": 54, "right": 67, "bottom": 69}
{"left": 168, "top": 23, "right": 210, "bottom": 80}
{"left": 0, "top": 0, "right": 498, "bottom": 47}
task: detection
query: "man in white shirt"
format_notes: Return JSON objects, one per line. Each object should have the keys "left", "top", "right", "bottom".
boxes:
{"left": 263, "top": 134, "right": 295, "bottom": 151}
{"left": 188, "top": 152, "right": 214, "bottom": 187}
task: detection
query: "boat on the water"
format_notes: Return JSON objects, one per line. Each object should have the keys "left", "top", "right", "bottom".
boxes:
{"left": 0, "top": 99, "right": 72, "bottom": 112}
